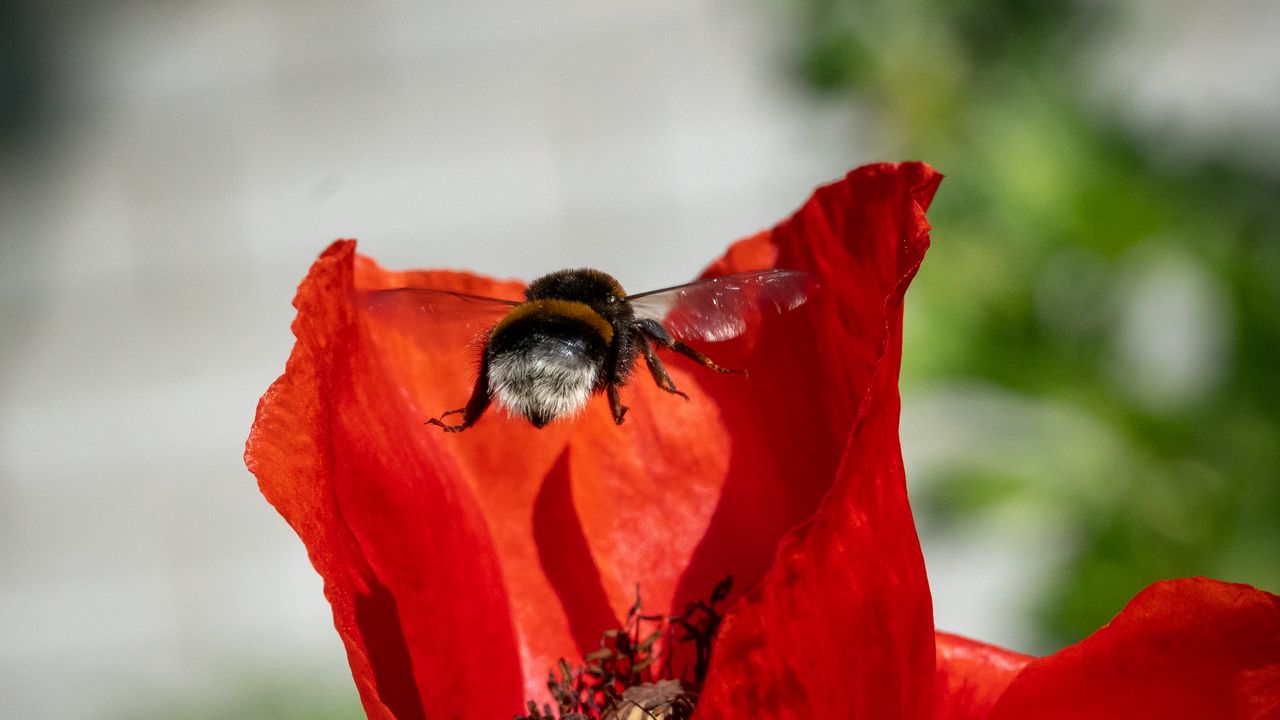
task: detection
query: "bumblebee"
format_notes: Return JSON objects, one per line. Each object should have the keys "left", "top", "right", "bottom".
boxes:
{"left": 366, "top": 267, "right": 811, "bottom": 432}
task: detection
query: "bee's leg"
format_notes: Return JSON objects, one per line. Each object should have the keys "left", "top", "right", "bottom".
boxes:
{"left": 602, "top": 331, "right": 632, "bottom": 425}
{"left": 426, "top": 365, "right": 491, "bottom": 432}
{"left": 635, "top": 318, "right": 746, "bottom": 376}
{"left": 607, "top": 382, "right": 628, "bottom": 424}
{"left": 639, "top": 336, "right": 688, "bottom": 399}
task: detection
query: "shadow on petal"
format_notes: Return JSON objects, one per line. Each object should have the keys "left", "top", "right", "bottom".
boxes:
{"left": 534, "top": 449, "right": 621, "bottom": 654}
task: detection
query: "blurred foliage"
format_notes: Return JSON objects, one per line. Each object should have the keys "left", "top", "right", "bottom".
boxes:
{"left": 788, "top": 0, "right": 1280, "bottom": 647}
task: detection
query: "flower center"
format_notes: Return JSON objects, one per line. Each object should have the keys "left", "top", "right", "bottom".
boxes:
{"left": 516, "top": 577, "right": 732, "bottom": 720}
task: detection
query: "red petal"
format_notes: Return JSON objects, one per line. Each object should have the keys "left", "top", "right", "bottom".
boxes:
{"left": 989, "top": 578, "right": 1280, "bottom": 719}
{"left": 248, "top": 163, "right": 944, "bottom": 715}
{"left": 246, "top": 243, "right": 526, "bottom": 718}
{"left": 933, "top": 632, "right": 1031, "bottom": 720}
{"left": 695, "top": 163, "right": 942, "bottom": 719}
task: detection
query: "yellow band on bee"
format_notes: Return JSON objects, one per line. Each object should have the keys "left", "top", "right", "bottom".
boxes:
{"left": 493, "top": 299, "right": 614, "bottom": 345}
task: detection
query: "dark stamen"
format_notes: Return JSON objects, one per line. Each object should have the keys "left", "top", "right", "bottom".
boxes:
{"left": 514, "top": 577, "right": 733, "bottom": 720}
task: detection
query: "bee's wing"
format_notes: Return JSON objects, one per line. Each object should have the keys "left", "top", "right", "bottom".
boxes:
{"left": 357, "top": 287, "right": 519, "bottom": 342}
{"left": 627, "top": 269, "right": 814, "bottom": 343}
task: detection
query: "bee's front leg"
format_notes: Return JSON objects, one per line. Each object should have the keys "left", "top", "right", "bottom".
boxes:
{"left": 427, "top": 364, "right": 492, "bottom": 432}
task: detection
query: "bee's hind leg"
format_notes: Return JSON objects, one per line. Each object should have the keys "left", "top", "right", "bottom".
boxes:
{"left": 607, "top": 382, "right": 629, "bottom": 425}
{"left": 635, "top": 318, "right": 746, "bottom": 376}
{"left": 427, "top": 366, "right": 492, "bottom": 432}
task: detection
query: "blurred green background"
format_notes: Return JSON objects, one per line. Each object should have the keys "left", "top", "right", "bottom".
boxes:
{"left": 790, "top": 0, "right": 1280, "bottom": 648}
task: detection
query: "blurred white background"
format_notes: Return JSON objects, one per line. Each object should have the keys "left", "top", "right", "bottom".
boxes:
{"left": 1, "top": 1, "right": 1276, "bottom": 718}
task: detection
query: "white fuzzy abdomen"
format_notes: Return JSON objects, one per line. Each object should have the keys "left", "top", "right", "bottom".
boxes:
{"left": 488, "top": 339, "right": 601, "bottom": 426}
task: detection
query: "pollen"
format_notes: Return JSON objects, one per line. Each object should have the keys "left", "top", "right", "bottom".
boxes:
{"left": 604, "top": 680, "right": 693, "bottom": 720}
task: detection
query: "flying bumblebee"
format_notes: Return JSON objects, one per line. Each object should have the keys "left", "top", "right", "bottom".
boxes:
{"left": 364, "top": 267, "right": 812, "bottom": 432}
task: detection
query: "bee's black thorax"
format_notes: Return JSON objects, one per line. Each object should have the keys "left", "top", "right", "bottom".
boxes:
{"left": 524, "top": 268, "right": 626, "bottom": 304}
{"left": 523, "top": 267, "right": 638, "bottom": 359}
{"left": 524, "top": 266, "right": 634, "bottom": 330}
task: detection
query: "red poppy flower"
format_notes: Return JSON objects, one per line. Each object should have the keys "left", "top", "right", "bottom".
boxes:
{"left": 245, "top": 162, "right": 1280, "bottom": 719}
